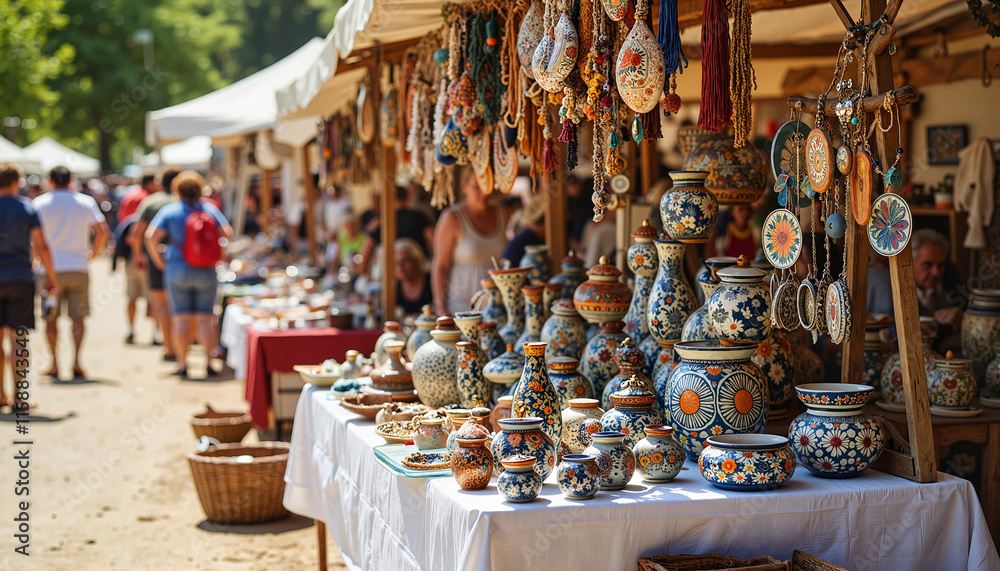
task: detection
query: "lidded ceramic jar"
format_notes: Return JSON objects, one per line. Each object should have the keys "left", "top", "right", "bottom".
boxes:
{"left": 373, "top": 321, "right": 402, "bottom": 367}
{"left": 633, "top": 425, "right": 685, "bottom": 483}
{"left": 961, "top": 289, "right": 1000, "bottom": 382}
{"left": 880, "top": 331, "right": 941, "bottom": 405}
{"left": 515, "top": 284, "right": 546, "bottom": 353}
{"left": 484, "top": 343, "right": 525, "bottom": 403}
{"left": 447, "top": 415, "right": 490, "bottom": 452}
{"left": 512, "top": 342, "right": 563, "bottom": 445}
{"left": 520, "top": 244, "right": 552, "bottom": 285}
{"left": 411, "top": 316, "right": 463, "bottom": 407}
{"left": 541, "top": 299, "right": 587, "bottom": 361}
{"left": 560, "top": 398, "right": 604, "bottom": 457}
{"left": 498, "top": 455, "right": 543, "bottom": 503}
{"left": 682, "top": 256, "right": 737, "bottom": 342}
{"left": 549, "top": 250, "right": 587, "bottom": 300}
{"left": 601, "top": 337, "right": 655, "bottom": 410}
{"left": 583, "top": 431, "right": 636, "bottom": 490}
{"left": 369, "top": 340, "right": 415, "bottom": 394}
{"left": 862, "top": 313, "right": 894, "bottom": 389}
{"left": 488, "top": 266, "right": 531, "bottom": 346}
{"left": 927, "top": 351, "right": 978, "bottom": 409}
{"left": 573, "top": 256, "right": 632, "bottom": 324}
{"left": 601, "top": 375, "right": 666, "bottom": 449}
{"left": 985, "top": 343, "right": 1000, "bottom": 399}
{"left": 412, "top": 414, "right": 448, "bottom": 450}
{"left": 472, "top": 279, "right": 507, "bottom": 328}
{"left": 647, "top": 240, "right": 698, "bottom": 346}
{"left": 478, "top": 321, "right": 505, "bottom": 361}
{"left": 624, "top": 219, "right": 659, "bottom": 348}
{"left": 406, "top": 305, "right": 437, "bottom": 359}
{"left": 698, "top": 434, "right": 795, "bottom": 491}
{"left": 548, "top": 357, "right": 595, "bottom": 408}
{"left": 667, "top": 341, "right": 769, "bottom": 460}
{"left": 490, "top": 417, "right": 557, "bottom": 479}
{"left": 456, "top": 341, "right": 491, "bottom": 409}
{"left": 660, "top": 171, "right": 719, "bottom": 243}
{"left": 556, "top": 454, "right": 601, "bottom": 500}
{"left": 682, "top": 129, "right": 767, "bottom": 205}
{"left": 788, "top": 384, "right": 884, "bottom": 478}
{"left": 709, "top": 255, "right": 770, "bottom": 345}
{"left": 751, "top": 328, "right": 796, "bottom": 420}
{"left": 580, "top": 321, "right": 628, "bottom": 397}
{"left": 451, "top": 434, "right": 494, "bottom": 490}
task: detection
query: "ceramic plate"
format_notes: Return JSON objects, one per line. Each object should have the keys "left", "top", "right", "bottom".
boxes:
{"left": 806, "top": 128, "right": 834, "bottom": 193}
{"left": 851, "top": 150, "right": 873, "bottom": 224}
{"left": 373, "top": 444, "right": 452, "bottom": 477}
{"left": 401, "top": 451, "right": 453, "bottom": 470}
{"left": 929, "top": 406, "right": 983, "bottom": 418}
{"left": 771, "top": 120, "right": 810, "bottom": 183}
{"left": 773, "top": 279, "right": 799, "bottom": 331}
{"left": 826, "top": 279, "right": 853, "bottom": 344}
{"left": 762, "top": 209, "right": 802, "bottom": 269}
{"left": 875, "top": 399, "right": 907, "bottom": 413}
{"left": 868, "top": 194, "right": 912, "bottom": 257}
{"left": 979, "top": 395, "right": 1000, "bottom": 409}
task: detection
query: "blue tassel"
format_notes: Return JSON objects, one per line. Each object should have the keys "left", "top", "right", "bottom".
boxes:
{"left": 658, "top": 0, "right": 688, "bottom": 76}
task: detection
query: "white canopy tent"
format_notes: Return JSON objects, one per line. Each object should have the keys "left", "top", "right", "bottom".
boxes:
{"left": 22, "top": 136, "right": 101, "bottom": 177}
{"left": 141, "top": 135, "right": 213, "bottom": 170}
{"left": 0, "top": 137, "right": 43, "bottom": 174}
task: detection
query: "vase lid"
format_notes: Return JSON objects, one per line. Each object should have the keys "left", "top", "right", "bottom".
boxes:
{"left": 586, "top": 256, "right": 623, "bottom": 280}
{"left": 431, "top": 316, "right": 461, "bottom": 340}
{"left": 703, "top": 256, "right": 737, "bottom": 284}
{"left": 547, "top": 356, "right": 581, "bottom": 371}
{"left": 672, "top": 340, "right": 758, "bottom": 361}
{"left": 345, "top": 350, "right": 360, "bottom": 361}
{"left": 716, "top": 255, "right": 766, "bottom": 282}
{"left": 609, "top": 374, "right": 656, "bottom": 407}
{"left": 560, "top": 249, "right": 585, "bottom": 268}
{"left": 415, "top": 305, "right": 438, "bottom": 328}
{"left": 501, "top": 454, "right": 537, "bottom": 469}
{"left": 525, "top": 244, "right": 550, "bottom": 254}
{"left": 613, "top": 337, "right": 645, "bottom": 369}
{"left": 598, "top": 321, "right": 626, "bottom": 332}
{"left": 521, "top": 283, "right": 545, "bottom": 296}
{"left": 631, "top": 219, "right": 658, "bottom": 241}
{"left": 383, "top": 321, "right": 402, "bottom": 332}
{"left": 568, "top": 398, "right": 599, "bottom": 409}
{"left": 550, "top": 299, "right": 578, "bottom": 316}
{"left": 933, "top": 350, "right": 971, "bottom": 370}
{"left": 455, "top": 417, "right": 492, "bottom": 440}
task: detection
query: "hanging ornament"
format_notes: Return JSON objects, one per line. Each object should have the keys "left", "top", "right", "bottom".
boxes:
{"left": 867, "top": 193, "right": 912, "bottom": 257}
{"left": 469, "top": 128, "right": 494, "bottom": 193}
{"left": 615, "top": 0, "right": 664, "bottom": 113}
{"left": 697, "top": 0, "right": 731, "bottom": 133}
{"left": 658, "top": 0, "right": 687, "bottom": 76}
{"left": 518, "top": 0, "right": 545, "bottom": 77}
{"left": 728, "top": 0, "right": 756, "bottom": 147}
{"left": 851, "top": 150, "right": 873, "bottom": 224}
{"left": 532, "top": 2, "right": 562, "bottom": 92}
{"left": 546, "top": 7, "right": 579, "bottom": 86}
{"left": 485, "top": 15, "right": 500, "bottom": 54}
{"left": 662, "top": 74, "right": 681, "bottom": 115}
{"left": 807, "top": 128, "right": 834, "bottom": 194}
{"left": 631, "top": 117, "right": 643, "bottom": 142}
{"left": 602, "top": 0, "right": 628, "bottom": 21}
{"left": 436, "top": 117, "right": 468, "bottom": 166}
{"left": 379, "top": 66, "right": 399, "bottom": 147}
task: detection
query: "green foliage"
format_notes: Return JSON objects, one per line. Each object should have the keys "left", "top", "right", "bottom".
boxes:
{"left": 305, "top": 0, "right": 347, "bottom": 34}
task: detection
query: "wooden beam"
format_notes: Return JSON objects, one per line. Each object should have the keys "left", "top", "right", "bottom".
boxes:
{"left": 382, "top": 148, "right": 397, "bottom": 320}
{"left": 260, "top": 168, "right": 273, "bottom": 234}
{"left": 337, "top": 38, "right": 422, "bottom": 72}
{"left": 302, "top": 144, "right": 318, "bottom": 266}
{"left": 683, "top": 42, "right": 844, "bottom": 59}
{"left": 316, "top": 521, "right": 328, "bottom": 571}
{"left": 786, "top": 85, "right": 918, "bottom": 115}
{"left": 903, "top": 15, "right": 986, "bottom": 48}
{"left": 677, "top": 0, "right": 828, "bottom": 28}
{"left": 899, "top": 48, "right": 1000, "bottom": 87}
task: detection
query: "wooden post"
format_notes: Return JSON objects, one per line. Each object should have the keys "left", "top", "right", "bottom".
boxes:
{"left": 260, "top": 169, "right": 273, "bottom": 234}
{"left": 382, "top": 147, "right": 397, "bottom": 320}
{"left": 316, "top": 521, "right": 327, "bottom": 571}
{"left": 544, "top": 143, "right": 567, "bottom": 265}
{"left": 302, "top": 144, "right": 319, "bottom": 266}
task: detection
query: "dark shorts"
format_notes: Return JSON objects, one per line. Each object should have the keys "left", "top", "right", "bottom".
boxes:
{"left": 148, "top": 262, "right": 164, "bottom": 290}
{"left": 0, "top": 282, "right": 35, "bottom": 329}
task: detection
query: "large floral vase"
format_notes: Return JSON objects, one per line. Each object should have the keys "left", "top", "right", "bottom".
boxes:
{"left": 512, "top": 342, "right": 563, "bottom": 445}
{"left": 751, "top": 329, "right": 796, "bottom": 419}
{"left": 541, "top": 299, "right": 587, "bottom": 361}
{"left": 647, "top": 240, "right": 697, "bottom": 345}
{"left": 488, "top": 267, "right": 530, "bottom": 346}
{"left": 788, "top": 384, "right": 884, "bottom": 478}
{"left": 411, "top": 317, "right": 463, "bottom": 407}
{"left": 660, "top": 171, "right": 719, "bottom": 243}
{"left": 491, "top": 417, "right": 557, "bottom": 480}
{"left": 624, "top": 220, "right": 659, "bottom": 348}
{"left": 580, "top": 321, "right": 627, "bottom": 396}
{"left": 682, "top": 130, "right": 767, "bottom": 205}
{"left": 456, "top": 341, "right": 491, "bottom": 409}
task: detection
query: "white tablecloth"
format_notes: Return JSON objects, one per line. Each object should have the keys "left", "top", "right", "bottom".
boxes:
{"left": 284, "top": 386, "right": 1000, "bottom": 571}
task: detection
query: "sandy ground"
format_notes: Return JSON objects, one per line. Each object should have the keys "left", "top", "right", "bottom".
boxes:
{"left": 0, "top": 257, "right": 347, "bottom": 570}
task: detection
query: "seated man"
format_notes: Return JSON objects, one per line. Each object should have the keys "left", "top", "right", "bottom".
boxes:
{"left": 911, "top": 229, "right": 966, "bottom": 353}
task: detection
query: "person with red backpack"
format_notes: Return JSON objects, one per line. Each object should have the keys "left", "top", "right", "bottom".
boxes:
{"left": 145, "top": 171, "right": 232, "bottom": 378}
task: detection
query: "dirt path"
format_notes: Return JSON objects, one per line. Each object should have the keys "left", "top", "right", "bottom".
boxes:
{"left": 0, "top": 257, "right": 346, "bottom": 570}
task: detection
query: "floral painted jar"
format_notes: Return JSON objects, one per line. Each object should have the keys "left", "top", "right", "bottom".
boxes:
{"left": 647, "top": 240, "right": 698, "bottom": 346}
{"left": 556, "top": 454, "right": 601, "bottom": 500}
{"left": 411, "top": 316, "right": 463, "bottom": 407}
{"left": 549, "top": 250, "right": 587, "bottom": 301}
{"left": 498, "top": 455, "right": 543, "bottom": 503}
{"left": 560, "top": 398, "right": 604, "bottom": 457}
{"left": 541, "top": 299, "right": 587, "bottom": 361}
{"left": 682, "top": 129, "right": 767, "bottom": 205}
{"left": 986, "top": 343, "right": 1000, "bottom": 399}
{"left": 484, "top": 343, "right": 525, "bottom": 403}
{"left": 490, "top": 417, "right": 557, "bottom": 480}
{"left": 682, "top": 257, "right": 737, "bottom": 342}
{"left": 520, "top": 244, "right": 552, "bottom": 285}
{"left": 406, "top": 305, "right": 437, "bottom": 360}
{"left": 660, "top": 171, "right": 719, "bottom": 243}
{"left": 451, "top": 436, "right": 494, "bottom": 490}
{"left": 515, "top": 285, "right": 546, "bottom": 353}
{"left": 788, "top": 384, "right": 885, "bottom": 478}
{"left": 633, "top": 425, "right": 685, "bottom": 483}
{"left": 667, "top": 341, "right": 769, "bottom": 460}
{"left": 927, "top": 351, "right": 978, "bottom": 409}
{"left": 698, "top": 434, "right": 795, "bottom": 491}
{"left": 584, "top": 431, "right": 636, "bottom": 490}
{"left": 573, "top": 256, "right": 632, "bottom": 324}
{"left": 373, "top": 321, "right": 402, "bottom": 368}
{"left": 456, "top": 341, "right": 491, "bottom": 409}
{"left": 490, "top": 395, "right": 514, "bottom": 429}
{"left": 580, "top": 321, "right": 628, "bottom": 397}
{"left": 601, "top": 375, "right": 666, "bottom": 449}
{"left": 751, "top": 328, "right": 796, "bottom": 420}
{"left": 370, "top": 340, "right": 415, "bottom": 394}
{"left": 880, "top": 333, "right": 941, "bottom": 405}
{"left": 488, "top": 266, "right": 531, "bottom": 346}
{"left": 862, "top": 313, "right": 894, "bottom": 389}
{"left": 478, "top": 321, "right": 505, "bottom": 361}
{"left": 709, "top": 255, "right": 770, "bottom": 345}
{"left": 513, "top": 342, "right": 563, "bottom": 444}
{"left": 625, "top": 220, "right": 659, "bottom": 348}
{"left": 601, "top": 337, "right": 655, "bottom": 410}
{"left": 548, "top": 357, "right": 595, "bottom": 409}
{"left": 412, "top": 414, "right": 449, "bottom": 450}
{"left": 962, "top": 289, "right": 1000, "bottom": 383}
{"left": 472, "top": 279, "right": 507, "bottom": 329}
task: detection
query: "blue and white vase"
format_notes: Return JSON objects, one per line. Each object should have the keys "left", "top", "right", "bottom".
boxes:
{"left": 601, "top": 375, "right": 666, "bottom": 449}
{"left": 498, "top": 455, "right": 543, "bottom": 503}
{"left": 483, "top": 343, "right": 524, "bottom": 403}
{"left": 406, "top": 305, "right": 437, "bottom": 360}
{"left": 789, "top": 384, "right": 884, "bottom": 478}
{"left": 512, "top": 342, "right": 563, "bottom": 445}
{"left": 490, "top": 417, "right": 557, "bottom": 479}
{"left": 541, "top": 299, "right": 587, "bottom": 361}
{"left": 661, "top": 171, "right": 719, "bottom": 243}
{"left": 548, "top": 357, "right": 595, "bottom": 409}
{"left": 601, "top": 337, "right": 655, "bottom": 410}
{"left": 472, "top": 278, "right": 507, "bottom": 328}
{"left": 488, "top": 267, "right": 530, "bottom": 346}
{"left": 927, "top": 351, "right": 978, "bottom": 409}
{"left": 751, "top": 328, "right": 796, "bottom": 421}
{"left": 373, "top": 321, "right": 402, "bottom": 368}
{"left": 698, "top": 434, "right": 795, "bottom": 491}
{"left": 624, "top": 219, "right": 659, "bottom": 348}
{"left": 584, "top": 431, "right": 636, "bottom": 490}
{"left": 478, "top": 321, "right": 506, "bottom": 361}
{"left": 549, "top": 250, "right": 587, "bottom": 300}
{"left": 456, "top": 341, "right": 491, "bottom": 409}
{"left": 682, "top": 256, "right": 736, "bottom": 342}
{"left": 580, "top": 321, "right": 627, "bottom": 397}
{"left": 652, "top": 341, "right": 678, "bottom": 411}
{"left": 411, "top": 317, "right": 463, "bottom": 407}
{"left": 639, "top": 335, "right": 662, "bottom": 378}
{"left": 633, "top": 425, "right": 685, "bottom": 483}
{"left": 647, "top": 240, "right": 697, "bottom": 346}
{"left": 556, "top": 454, "right": 601, "bottom": 500}
{"left": 519, "top": 244, "right": 552, "bottom": 285}
{"left": 559, "top": 398, "right": 604, "bottom": 457}
{"left": 515, "top": 284, "right": 545, "bottom": 354}
{"left": 709, "top": 255, "right": 770, "bottom": 345}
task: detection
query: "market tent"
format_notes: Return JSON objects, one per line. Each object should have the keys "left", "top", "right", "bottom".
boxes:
{"left": 141, "top": 135, "right": 213, "bottom": 170}
{"left": 22, "top": 136, "right": 101, "bottom": 177}
{"left": 0, "top": 137, "right": 43, "bottom": 174}
{"left": 146, "top": 37, "right": 325, "bottom": 147}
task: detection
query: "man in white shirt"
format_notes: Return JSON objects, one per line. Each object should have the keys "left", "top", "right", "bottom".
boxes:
{"left": 32, "top": 166, "right": 110, "bottom": 379}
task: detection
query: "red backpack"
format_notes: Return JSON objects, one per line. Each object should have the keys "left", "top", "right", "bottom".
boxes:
{"left": 182, "top": 207, "right": 222, "bottom": 268}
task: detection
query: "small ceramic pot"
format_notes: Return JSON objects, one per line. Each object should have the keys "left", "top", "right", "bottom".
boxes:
{"left": 633, "top": 425, "right": 685, "bottom": 483}
{"left": 985, "top": 342, "right": 1000, "bottom": 399}
{"left": 478, "top": 321, "right": 505, "bottom": 361}
{"left": 490, "top": 395, "right": 514, "bottom": 429}
{"left": 411, "top": 316, "right": 463, "bottom": 407}
{"left": 961, "top": 289, "right": 1000, "bottom": 381}
{"left": 709, "top": 255, "right": 770, "bottom": 345}
{"left": 647, "top": 240, "right": 698, "bottom": 346}
{"left": 600, "top": 337, "right": 655, "bottom": 411}
{"left": 560, "top": 398, "right": 604, "bottom": 457}
{"left": 412, "top": 415, "right": 448, "bottom": 450}
{"left": 927, "top": 351, "right": 978, "bottom": 409}
{"left": 513, "top": 342, "right": 563, "bottom": 445}
{"left": 601, "top": 375, "right": 666, "bottom": 449}
{"left": 573, "top": 256, "right": 632, "bottom": 325}
{"left": 515, "top": 285, "right": 546, "bottom": 354}
{"left": 549, "top": 250, "right": 588, "bottom": 300}
{"left": 541, "top": 299, "right": 587, "bottom": 361}
{"left": 862, "top": 313, "right": 894, "bottom": 388}
{"left": 373, "top": 322, "right": 402, "bottom": 368}
{"left": 484, "top": 343, "right": 525, "bottom": 403}
{"left": 682, "top": 257, "right": 737, "bottom": 342}
{"left": 370, "top": 340, "right": 415, "bottom": 393}
{"left": 548, "top": 357, "right": 595, "bottom": 409}
{"left": 584, "top": 431, "right": 636, "bottom": 490}
{"left": 451, "top": 436, "right": 494, "bottom": 490}
{"left": 556, "top": 454, "right": 601, "bottom": 500}
{"left": 751, "top": 328, "right": 796, "bottom": 420}
{"left": 698, "top": 434, "right": 795, "bottom": 491}
{"left": 456, "top": 341, "right": 491, "bottom": 409}
{"left": 498, "top": 455, "right": 543, "bottom": 503}
{"left": 789, "top": 384, "right": 885, "bottom": 478}
{"left": 624, "top": 220, "right": 659, "bottom": 348}
{"left": 488, "top": 266, "right": 531, "bottom": 346}
{"left": 660, "top": 171, "right": 719, "bottom": 243}
{"left": 490, "top": 417, "right": 557, "bottom": 480}
{"left": 880, "top": 334, "right": 941, "bottom": 405}
{"left": 580, "top": 321, "right": 628, "bottom": 397}
{"left": 406, "top": 305, "right": 437, "bottom": 360}
{"left": 520, "top": 244, "right": 552, "bottom": 285}
{"left": 472, "top": 279, "right": 507, "bottom": 328}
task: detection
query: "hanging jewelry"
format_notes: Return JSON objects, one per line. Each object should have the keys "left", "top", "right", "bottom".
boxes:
{"left": 826, "top": 178, "right": 853, "bottom": 344}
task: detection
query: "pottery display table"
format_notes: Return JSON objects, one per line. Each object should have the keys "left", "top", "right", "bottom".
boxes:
{"left": 286, "top": 386, "right": 1000, "bottom": 571}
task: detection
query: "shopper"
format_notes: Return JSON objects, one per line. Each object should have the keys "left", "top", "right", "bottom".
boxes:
{"left": 118, "top": 174, "right": 155, "bottom": 222}
{"left": 145, "top": 171, "right": 232, "bottom": 378}
{"left": 32, "top": 166, "right": 110, "bottom": 379}
{"left": 394, "top": 238, "right": 433, "bottom": 315}
{"left": 113, "top": 213, "right": 148, "bottom": 344}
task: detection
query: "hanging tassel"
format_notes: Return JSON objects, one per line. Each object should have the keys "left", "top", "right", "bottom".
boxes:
{"left": 729, "top": 0, "right": 756, "bottom": 148}
{"left": 658, "top": 0, "right": 687, "bottom": 76}
{"left": 558, "top": 117, "right": 575, "bottom": 143}
{"left": 566, "top": 135, "right": 578, "bottom": 170}
{"left": 698, "top": 0, "right": 732, "bottom": 133}
{"left": 543, "top": 138, "right": 557, "bottom": 172}
{"left": 662, "top": 73, "right": 681, "bottom": 115}
{"left": 641, "top": 108, "right": 661, "bottom": 144}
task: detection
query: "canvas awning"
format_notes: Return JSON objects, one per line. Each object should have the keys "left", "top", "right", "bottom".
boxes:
{"left": 141, "top": 135, "right": 213, "bottom": 170}
{"left": 22, "top": 136, "right": 101, "bottom": 177}
{"left": 0, "top": 137, "right": 43, "bottom": 174}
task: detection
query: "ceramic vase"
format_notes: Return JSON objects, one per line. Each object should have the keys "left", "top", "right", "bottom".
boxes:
{"left": 340, "top": 350, "right": 362, "bottom": 380}
{"left": 515, "top": 285, "right": 546, "bottom": 354}
{"left": 683, "top": 257, "right": 737, "bottom": 342}
{"left": 624, "top": 220, "right": 659, "bottom": 348}
{"left": 652, "top": 341, "right": 678, "bottom": 411}
{"left": 556, "top": 454, "right": 601, "bottom": 500}
{"left": 412, "top": 414, "right": 448, "bottom": 450}
{"left": 698, "top": 434, "right": 795, "bottom": 491}
{"left": 573, "top": 256, "right": 632, "bottom": 324}
{"left": 454, "top": 311, "right": 484, "bottom": 347}
{"left": 633, "top": 425, "right": 685, "bottom": 483}
{"left": 961, "top": 289, "right": 1000, "bottom": 383}
{"left": 667, "top": 341, "right": 770, "bottom": 460}
{"left": 640, "top": 335, "right": 662, "bottom": 378}
{"left": 862, "top": 314, "right": 894, "bottom": 389}
{"left": 456, "top": 341, "right": 491, "bottom": 409}
{"left": 927, "top": 352, "right": 978, "bottom": 409}
{"left": 543, "top": 283, "right": 562, "bottom": 321}
{"left": 601, "top": 337, "right": 655, "bottom": 410}
{"left": 451, "top": 436, "right": 494, "bottom": 490}
{"left": 580, "top": 321, "right": 628, "bottom": 397}
{"left": 789, "top": 384, "right": 885, "bottom": 478}
{"left": 880, "top": 334, "right": 941, "bottom": 405}
{"left": 541, "top": 299, "right": 587, "bottom": 361}
{"left": 751, "top": 328, "right": 796, "bottom": 420}
{"left": 584, "top": 431, "right": 636, "bottom": 490}
{"left": 484, "top": 343, "right": 524, "bottom": 402}
{"left": 709, "top": 255, "right": 770, "bottom": 345}
{"left": 548, "top": 357, "right": 595, "bottom": 409}
{"left": 472, "top": 279, "right": 507, "bottom": 328}
{"left": 513, "top": 342, "right": 563, "bottom": 445}
{"left": 647, "top": 240, "right": 697, "bottom": 346}
{"left": 601, "top": 375, "right": 666, "bottom": 449}
{"left": 478, "top": 322, "right": 505, "bottom": 362}
{"left": 559, "top": 398, "right": 604, "bottom": 457}
{"left": 444, "top": 409, "right": 472, "bottom": 452}
{"left": 498, "top": 455, "right": 543, "bottom": 503}
{"left": 520, "top": 244, "right": 552, "bottom": 285}
{"left": 986, "top": 343, "right": 1000, "bottom": 399}
{"left": 682, "top": 130, "right": 767, "bottom": 205}
{"left": 549, "top": 250, "right": 587, "bottom": 300}
{"left": 660, "top": 171, "right": 719, "bottom": 243}
{"left": 411, "top": 317, "right": 463, "bottom": 407}
{"left": 369, "top": 340, "right": 415, "bottom": 394}
{"left": 490, "top": 417, "right": 557, "bottom": 479}
{"left": 406, "top": 305, "right": 437, "bottom": 360}
{"left": 488, "top": 267, "right": 531, "bottom": 346}
{"left": 373, "top": 322, "right": 402, "bottom": 368}
{"left": 490, "top": 395, "right": 514, "bottom": 429}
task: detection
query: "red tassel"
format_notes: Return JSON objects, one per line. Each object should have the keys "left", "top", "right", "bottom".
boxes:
{"left": 641, "top": 109, "right": 661, "bottom": 144}
{"left": 558, "top": 118, "right": 575, "bottom": 143}
{"left": 543, "top": 139, "right": 557, "bottom": 172}
{"left": 698, "top": 0, "right": 732, "bottom": 133}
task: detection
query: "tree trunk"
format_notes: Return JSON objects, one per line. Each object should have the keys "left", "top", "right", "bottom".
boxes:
{"left": 94, "top": 105, "right": 112, "bottom": 174}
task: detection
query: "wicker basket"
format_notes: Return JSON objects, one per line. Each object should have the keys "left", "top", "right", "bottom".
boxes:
{"left": 638, "top": 554, "right": 790, "bottom": 571}
{"left": 190, "top": 405, "right": 252, "bottom": 444}
{"left": 187, "top": 442, "right": 290, "bottom": 524}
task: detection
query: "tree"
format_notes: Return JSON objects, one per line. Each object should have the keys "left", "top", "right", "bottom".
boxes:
{"left": 235, "top": 0, "right": 330, "bottom": 78}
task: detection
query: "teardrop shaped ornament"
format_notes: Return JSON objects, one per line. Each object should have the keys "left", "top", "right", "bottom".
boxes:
{"left": 546, "top": 12, "right": 579, "bottom": 84}
{"left": 517, "top": 0, "right": 545, "bottom": 77}
{"left": 614, "top": 20, "right": 665, "bottom": 113}
{"left": 602, "top": 0, "right": 629, "bottom": 21}
{"left": 532, "top": 30, "right": 563, "bottom": 92}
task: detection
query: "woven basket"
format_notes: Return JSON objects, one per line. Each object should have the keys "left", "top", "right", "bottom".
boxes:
{"left": 187, "top": 442, "right": 290, "bottom": 524}
{"left": 190, "top": 405, "right": 252, "bottom": 443}
{"left": 638, "top": 554, "right": 790, "bottom": 571}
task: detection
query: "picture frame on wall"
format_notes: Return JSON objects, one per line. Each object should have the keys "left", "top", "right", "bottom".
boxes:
{"left": 927, "top": 125, "right": 967, "bottom": 165}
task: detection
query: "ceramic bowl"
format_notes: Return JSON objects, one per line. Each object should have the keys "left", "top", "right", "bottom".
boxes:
{"left": 795, "top": 383, "right": 874, "bottom": 413}
{"left": 697, "top": 434, "right": 795, "bottom": 491}
{"left": 375, "top": 420, "right": 417, "bottom": 445}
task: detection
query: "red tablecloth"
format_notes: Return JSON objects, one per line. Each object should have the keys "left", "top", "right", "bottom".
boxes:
{"left": 244, "top": 327, "right": 381, "bottom": 428}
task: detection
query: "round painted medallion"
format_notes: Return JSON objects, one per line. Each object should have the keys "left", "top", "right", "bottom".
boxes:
{"left": 868, "top": 193, "right": 912, "bottom": 257}
{"left": 826, "top": 280, "right": 853, "bottom": 344}
{"left": 770, "top": 121, "right": 810, "bottom": 183}
{"left": 762, "top": 210, "right": 802, "bottom": 270}
{"left": 772, "top": 279, "right": 799, "bottom": 331}
{"left": 851, "top": 150, "right": 874, "bottom": 225}
{"left": 806, "top": 128, "right": 834, "bottom": 193}
{"left": 797, "top": 278, "right": 818, "bottom": 330}
{"left": 836, "top": 145, "right": 853, "bottom": 175}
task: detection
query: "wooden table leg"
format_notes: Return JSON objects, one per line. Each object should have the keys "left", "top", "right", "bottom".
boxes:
{"left": 317, "top": 520, "right": 327, "bottom": 571}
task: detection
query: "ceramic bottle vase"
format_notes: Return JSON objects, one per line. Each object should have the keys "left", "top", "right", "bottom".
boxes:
{"left": 789, "top": 384, "right": 884, "bottom": 478}
{"left": 880, "top": 333, "right": 941, "bottom": 406}
{"left": 515, "top": 284, "right": 546, "bottom": 354}
{"left": 374, "top": 321, "right": 402, "bottom": 368}
{"left": 633, "top": 425, "right": 685, "bottom": 483}
{"left": 491, "top": 417, "right": 557, "bottom": 479}
{"left": 549, "top": 250, "right": 588, "bottom": 300}
{"left": 667, "top": 341, "right": 769, "bottom": 460}
{"left": 451, "top": 436, "right": 494, "bottom": 490}
{"left": 862, "top": 313, "right": 894, "bottom": 389}
{"left": 961, "top": 289, "right": 1000, "bottom": 383}
{"left": 660, "top": 171, "right": 719, "bottom": 243}
{"left": 498, "top": 455, "right": 543, "bottom": 502}
{"left": 541, "top": 299, "right": 587, "bottom": 361}
{"left": 683, "top": 256, "right": 737, "bottom": 342}
{"left": 411, "top": 316, "right": 463, "bottom": 407}
{"left": 709, "top": 255, "right": 770, "bottom": 345}
{"left": 624, "top": 220, "right": 659, "bottom": 349}
{"left": 751, "top": 328, "right": 796, "bottom": 421}
{"left": 927, "top": 351, "right": 978, "bottom": 409}
{"left": 548, "top": 357, "right": 595, "bottom": 409}
{"left": 472, "top": 278, "right": 507, "bottom": 328}
{"left": 601, "top": 375, "right": 666, "bottom": 448}
{"left": 406, "top": 305, "right": 437, "bottom": 360}
{"left": 584, "top": 431, "right": 636, "bottom": 490}
{"left": 488, "top": 266, "right": 531, "bottom": 346}
{"left": 573, "top": 256, "right": 632, "bottom": 325}
{"left": 601, "top": 337, "right": 656, "bottom": 410}
{"left": 478, "top": 321, "right": 505, "bottom": 361}
{"left": 369, "top": 340, "right": 416, "bottom": 395}
{"left": 512, "top": 342, "right": 563, "bottom": 445}
{"left": 559, "top": 398, "right": 604, "bottom": 457}
{"left": 456, "top": 341, "right": 491, "bottom": 409}
{"left": 647, "top": 239, "right": 698, "bottom": 351}
{"left": 580, "top": 321, "right": 628, "bottom": 397}
{"left": 520, "top": 244, "right": 552, "bottom": 285}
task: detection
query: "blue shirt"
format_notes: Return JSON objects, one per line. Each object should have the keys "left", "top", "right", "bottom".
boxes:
{"left": 148, "top": 201, "right": 228, "bottom": 266}
{"left": 0, "top": 195, "right": 42, "bottom": 284}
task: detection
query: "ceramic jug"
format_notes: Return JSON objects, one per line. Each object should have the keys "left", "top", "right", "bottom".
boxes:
{"left": 478, "top": 321, "right": 505, "bottom": 361}
{"left": 709, "top": 255, "right": 770, "bottom": 345}
{"left": 450, "top": 435, "right": 493, "bottom": 490}
{"left": 488, "top": 266, "right": 531, "bottom": 345}
{"left": 647, "top": 240, "right": 697, "bottom": 346}
{"left": 632, "top": 425, "right": 684, "bottom": 483}
{"left": 560, "top": 398, "right": 604, "bottom": 457}
{"left": 624, "top": 219, "right": 659, "bottom": 348}
{"left": 412, "top": 414, "right": 448, "bottom": 450}
{"left": 583, "top": 431, "right": 636, "bottom": 490}
{"left": 471, "top": 278, "right": 507, "bottom": 328}
{"left": 661, "top": 171, "right": 719, "bottom": 243}
{"left": 541, "top": 299, "right": 587, "bottom": 361}
{"left": 927, "top": 351, "right": 978, "bottom": 409}
{"left": 369, "top": 340, "right": 415, "bottom": 394}
{"left": 491, "top": 417, "right": 557, "bottom": 479}
{"left": 880, "top": 332, "right": 941, "bottom": 406}
{"left": 373, "top": 321, "right": 402, "bottom": 368}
